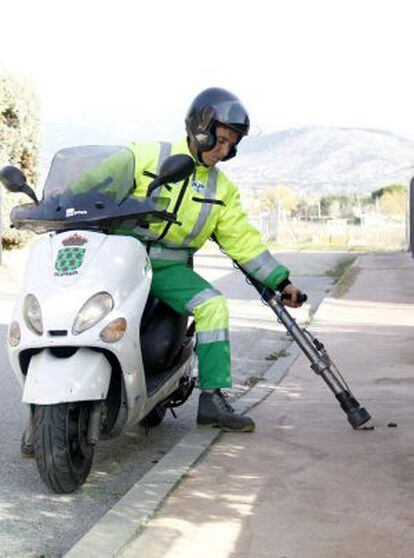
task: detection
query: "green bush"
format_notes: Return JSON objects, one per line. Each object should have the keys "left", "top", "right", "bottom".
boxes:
{"left": 0, "top": 70, "right": 41, "bottom": 249}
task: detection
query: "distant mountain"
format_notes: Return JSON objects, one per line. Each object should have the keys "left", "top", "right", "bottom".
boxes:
{"left": 40, "top": 122, "right": 414, "bottom": 195}
{"left": 40, "top": 114, "right": 181, "bottom": 170}
{"left": 40, "top": 118, "right": 129, "bottom": 169}
{"left": 224, "top": 126, "right": 414, "bottom": 195}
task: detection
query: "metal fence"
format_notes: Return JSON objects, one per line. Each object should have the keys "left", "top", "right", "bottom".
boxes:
{"left": 251, "top": 211, "right": 408, "bottom": 251}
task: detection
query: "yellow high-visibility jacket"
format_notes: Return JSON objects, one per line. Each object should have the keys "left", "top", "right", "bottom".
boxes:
{"left": 126, "top": 137, "right": 289, "bottom": 290}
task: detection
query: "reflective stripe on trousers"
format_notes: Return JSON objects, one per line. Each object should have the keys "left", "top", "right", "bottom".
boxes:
{"left": 193, "top": 295, "right": 229, "bottom": 342}
{"left": 185, "top": 287, "right": 221, "bottom": 313}
{"left": 193, "top": 294, "right": 231, "bottom": 389}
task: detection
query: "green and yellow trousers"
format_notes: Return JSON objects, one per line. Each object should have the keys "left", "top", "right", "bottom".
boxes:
{"left": 149, "top": 246, "right": 231, "bottom": 389}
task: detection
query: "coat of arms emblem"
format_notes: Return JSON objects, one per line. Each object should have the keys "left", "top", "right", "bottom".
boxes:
{"left": 55, "top": 234, "right": 88, "bottom": 274}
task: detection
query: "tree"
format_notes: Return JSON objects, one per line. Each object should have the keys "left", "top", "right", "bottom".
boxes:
{"left": 371, "top": 184, "right": 407, "bottom": 216}
{"left": 320, "top": 193, "right": 373, "bottom": 220}
{"left": 320, "top": 194, "right": 352, "bottom": 218}
{"left": 261, "top": 184, "right": 298, "bottom": 215}
{"left": 0, "top": 69, "right": 41, "bottom": 249}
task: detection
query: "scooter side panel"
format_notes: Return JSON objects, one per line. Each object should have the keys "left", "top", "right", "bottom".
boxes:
{"left": 9, "top": 232, "right": 150, "bottom": 392}
{"left": 19, "top": 231, "right": 151, "bottom": 333}
{"left": 23, "top": 348, "right": 112, "bottom": 404}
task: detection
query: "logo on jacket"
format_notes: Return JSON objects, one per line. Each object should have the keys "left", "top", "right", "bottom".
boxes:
{"left": 191, "top": 179, "right": 206, "bottom": 194}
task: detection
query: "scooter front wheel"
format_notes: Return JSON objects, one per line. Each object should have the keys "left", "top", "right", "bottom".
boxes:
{"left": 33, "top": 403, "right": 94, "bottom": 493}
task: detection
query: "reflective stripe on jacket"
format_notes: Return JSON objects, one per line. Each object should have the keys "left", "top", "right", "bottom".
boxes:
{"left": 128, "top": 138, "right": 289, "bottom": 289}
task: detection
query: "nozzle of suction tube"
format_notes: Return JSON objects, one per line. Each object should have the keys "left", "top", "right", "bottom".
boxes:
{"left": 336, "top": 391, "right": 372, "bottom": 429}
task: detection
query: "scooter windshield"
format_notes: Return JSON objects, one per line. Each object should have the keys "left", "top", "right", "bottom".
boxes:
{"left": 43, "top": 145, "right": 136, "bottom": 202}
{"left": 10, "top": 145, "right": 171, "bottom": 234}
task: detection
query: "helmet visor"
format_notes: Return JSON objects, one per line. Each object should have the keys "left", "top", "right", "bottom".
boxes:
{"left": 213, "top": 101, "right": 250, "bottom": 134}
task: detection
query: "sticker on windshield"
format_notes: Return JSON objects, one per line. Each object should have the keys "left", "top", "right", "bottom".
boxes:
{"left": 54, "top": 234, "right": 88, "bottom": 276}
{"left": 66, "top": 208, "right": 88, "bottom": 217}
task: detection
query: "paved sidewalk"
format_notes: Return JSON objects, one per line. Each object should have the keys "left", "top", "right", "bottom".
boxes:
{"left": 120, "top": 252, "right": 414, "bottom": 558}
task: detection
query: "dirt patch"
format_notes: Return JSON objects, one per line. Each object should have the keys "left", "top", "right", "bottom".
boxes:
{"left": 331, "top": 265, "right": 361, "bottom": 298}
{"left": 325, "top": 256, "right": 357, "bottom": 280}
{"left": 324, "top": 255, "right": 360, "bottom": 298}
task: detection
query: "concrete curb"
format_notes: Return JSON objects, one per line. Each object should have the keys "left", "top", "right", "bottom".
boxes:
{"left": 64, "top": 341, "right": 303, "bottom": 557}
{"left": 64, "top": 428, "right": 221, "bottom": 558}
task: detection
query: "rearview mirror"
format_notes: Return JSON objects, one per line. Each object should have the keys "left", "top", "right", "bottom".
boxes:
{"left": 0, "top": 165, "right": 39, "bottom": 204}
{"left": 158, "top": 154, "right": 195, "bottom": 184}
{"left": 0, "top": 166, "right": 27, "bottom": 192}
{"left": 147, "top": 155, "right": 195, "bottom": 197}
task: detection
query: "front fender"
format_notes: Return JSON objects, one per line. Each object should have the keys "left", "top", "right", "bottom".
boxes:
{"left": 23, "top": 348, "right": 112, "bottom": 404}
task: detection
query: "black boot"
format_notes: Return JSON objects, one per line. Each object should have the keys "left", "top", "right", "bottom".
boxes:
{"left": 20, "top": 417, "right": 34, "bottom": 458}
{"left": 197, "top": 389, "right": 255, "bottom": 432}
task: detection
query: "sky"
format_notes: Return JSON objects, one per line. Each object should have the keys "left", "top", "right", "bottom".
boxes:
{"left": 1, "top": 0, "right": 414, "bottom": 142}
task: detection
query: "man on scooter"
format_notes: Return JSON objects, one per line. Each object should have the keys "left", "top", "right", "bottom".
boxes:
{"left": 127, "top": 87, "right": 304, "bottom": 433}
{"left": 21, "top": 87, "right": 303, "bottom": 456}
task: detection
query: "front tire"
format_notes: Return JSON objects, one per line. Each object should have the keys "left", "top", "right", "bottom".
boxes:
{"left": 33, "top": 403, "right": 94, "bottom": 493}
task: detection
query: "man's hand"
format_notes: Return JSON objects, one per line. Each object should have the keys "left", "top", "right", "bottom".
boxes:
{"left": 281, "top": 283, "right": 304, "bottom": 308}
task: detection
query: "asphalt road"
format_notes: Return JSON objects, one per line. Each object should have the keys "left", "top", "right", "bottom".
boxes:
{"left": 0, "top": 249, "right": 349, "bottom": 557}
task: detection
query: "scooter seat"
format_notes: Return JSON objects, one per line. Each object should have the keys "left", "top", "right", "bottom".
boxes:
{"left": 140, "top": 295, "right": 188, "bottom": 373}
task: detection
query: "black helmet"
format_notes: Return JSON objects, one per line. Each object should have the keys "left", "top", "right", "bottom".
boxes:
{"left": 185, "top": 87, "right": 250, "bottom": 162}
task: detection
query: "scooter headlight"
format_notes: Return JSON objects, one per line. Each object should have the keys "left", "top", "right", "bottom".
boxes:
{"left": 23, "top": 294, "right": 43, "bottom": 335}
{"left": 72, "top": 292, "right": 114, "bottom": 335}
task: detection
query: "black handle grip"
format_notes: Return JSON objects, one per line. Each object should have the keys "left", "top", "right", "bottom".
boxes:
{"left": 281, "top": 292, "right": 308, "bottom": 303}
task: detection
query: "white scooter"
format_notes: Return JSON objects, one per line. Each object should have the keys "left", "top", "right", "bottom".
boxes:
{"left": 0, "top": 146, "right": 197, "bottom": 493}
